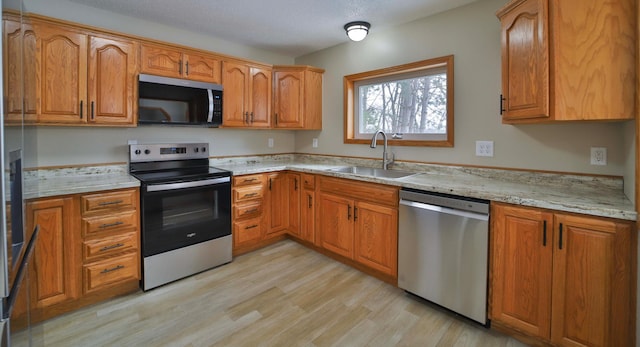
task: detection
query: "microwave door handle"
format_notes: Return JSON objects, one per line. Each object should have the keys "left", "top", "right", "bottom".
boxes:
{"left": 207, "top": 89, "right": 214, "bottom": 123}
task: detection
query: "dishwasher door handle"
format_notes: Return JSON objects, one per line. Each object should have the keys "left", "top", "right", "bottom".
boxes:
{"left": 400, "top": 199, "right": 489, "bottom": 221}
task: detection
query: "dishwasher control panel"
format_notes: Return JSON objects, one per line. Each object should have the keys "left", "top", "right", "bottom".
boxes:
{"left": 399, "top": 188, "right": 489, "bottom": 215}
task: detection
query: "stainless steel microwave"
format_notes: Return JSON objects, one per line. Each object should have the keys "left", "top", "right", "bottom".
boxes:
{"left": 138, "top": 74, "right": 223, "bottom": 127}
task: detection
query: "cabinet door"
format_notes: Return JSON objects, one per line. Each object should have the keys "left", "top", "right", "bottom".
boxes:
{"left": 3, "top": 19, "right": 37, "bottom": 123}
{"left": 36, "top": 24, "right": 88, "bottom": 124}
{"left": 287, "top": 173, "right": 300, "bottom": 236}
{"left": 353, "top": 201, "right": 398, "bottom": 277}
{"left": 27, "top": 197, "right": 79, "bottom": 310}
{"left": 550, "top": 214, "right": 630, "bottom": 347}
{"left": 183, "top": 51, "right": 221, "bottom": 83}
{"left": 318, "top": 193, "right": 353, "bottom": 258}
{"left": 88, "top": 35, "right": 136, "bottom": 125}
{"left": 265, "top": 173, "right": 288, "bottom": 236}
{"left": 140, "top": 45, "right": 182, "bottom": 78}
{"left": 490, "top": 203, "right": 553, "bottom": 339}
{"left": 498, "top": 0, "right": 549, "bottom": 121}
{"left": 301, "top": 188, "right": 315, "bottom": 244}
{"left": 221, "top": 61, "right": 249, "bottom": 127}
{"left": 248, "top": 66, "right": 272, "bottom": 128}
{"left": 273, "top": 70, "right": 304, "bottom": 128}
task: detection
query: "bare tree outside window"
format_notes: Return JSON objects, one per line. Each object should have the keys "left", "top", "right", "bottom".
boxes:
{"left": 344, "top": 55, "right": 454, "bottom": 147}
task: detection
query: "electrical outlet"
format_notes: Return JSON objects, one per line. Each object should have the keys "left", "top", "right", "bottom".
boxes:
{"left": 590, "top": 147, "right": 607, "bottom": 165}
{"left": 312, "top": 138, "right": 318, "bottom": 148}
{"left": 268, "top": 138, "right": 274, "bottom": 148}
{"left": 475, "top": 141, "right": 494, "bottom": 157}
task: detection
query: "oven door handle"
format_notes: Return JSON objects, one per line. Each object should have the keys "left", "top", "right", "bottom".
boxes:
{"left": 146, "top": 177, "right": 230, "bottom": 192}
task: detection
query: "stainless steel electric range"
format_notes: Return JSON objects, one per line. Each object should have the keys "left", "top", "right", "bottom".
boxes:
{"left": 129, "top": 143, "right": 232, "bottom": 290}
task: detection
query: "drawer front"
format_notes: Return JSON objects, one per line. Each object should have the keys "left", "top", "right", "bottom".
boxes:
{"left": 233, "top": 200, "right": 263, "bottom": 220}
{"left": 82, "top": 210, "right": 138, "bottom": 237}
{"left": 302, "top": 173, "right": 315, "bottom": 189}
{"left": 233, "top": 174, "right": 265, "bottom": 187}
{"left": 83, "top": 232, "right": 138, "bottom": 262}
{"left": 233, "top": 217, "right": 263, "bottom": 247}
{"left": 233, "top": 185, "right": 264, "bottom": 202}
{"left": 319, "top": 176, "right": 398, "bottom": 206}
{"left": 83, "top": 252, "right": 139, "bottom": 294}
{"left": 81, "top": 189, "right": 137, "bottom": 214}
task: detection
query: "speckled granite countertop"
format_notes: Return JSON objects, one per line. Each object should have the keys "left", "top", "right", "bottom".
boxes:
{"left": 25, "top": 154, "right": 636, "bottom": 221}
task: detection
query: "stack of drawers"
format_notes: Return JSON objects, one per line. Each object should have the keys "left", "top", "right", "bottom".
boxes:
{"left": 80, "top": 188, "right": 140, "bottom": 294}
{"left": 232, "top": 174, "right": 266, "bottom": 252}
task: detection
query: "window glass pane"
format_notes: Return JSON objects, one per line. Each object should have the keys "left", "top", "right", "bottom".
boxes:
{"left": 356, "top": 72, "right": 447, "bottom": 136}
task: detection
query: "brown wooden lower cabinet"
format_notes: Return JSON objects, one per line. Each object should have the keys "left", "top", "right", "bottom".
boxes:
{"left": 14, "top": 188, "right": 141, "bottom": 326}
{"left": 490, "top": 202, "right": 635, "bottom": 347}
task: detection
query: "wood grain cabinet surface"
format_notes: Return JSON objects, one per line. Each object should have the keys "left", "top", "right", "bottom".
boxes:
{"left": 497, "top": 0, "right": 636, "bottom": 123}
{"left": 221, "top": 60, "right": 272, "bottom": 128}
{"left": 6, "top": 17, "right": 138, "bottom": 126}
{"left": 490, "top": 202, "right": 635, "bottom": 347}
{"left": 232, "top": 174, "right": 267, "bottom": 254}
{"left": 140, "top": 43, "right": 221, "bottom": 83}
{"left": 273, "top": 66, "right": 324, "bottom": 129}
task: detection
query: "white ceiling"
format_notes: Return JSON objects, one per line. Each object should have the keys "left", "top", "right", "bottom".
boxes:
{"left": 67, "top": 0, "right": 478, "bottom": 57}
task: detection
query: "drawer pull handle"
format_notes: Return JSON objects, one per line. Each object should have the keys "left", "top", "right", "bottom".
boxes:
{"left": 244, "top": 193, "right": 258, "bottom": 198}
{"left": 245, "top": 224, "right": 258, "bottom": 230}
{"left": 99, "top": 243, "right": 124, "bottom": 252}
{"left": 100, "top": 264, "right": 124, "bottom": 274}
{"left": 245, "top": 208, "right": 258, "bottom": 214}
{"left": 187, "top": 233, "right": 196, "bottom": 238}
{"left": 98, "top": 200, "right": 124, "bottom": 206}
{"left": 243, "top": 178, "right": 257, "bottom": 182}
{"left": 99, "top": 221, "right": 124, "bottom": 229}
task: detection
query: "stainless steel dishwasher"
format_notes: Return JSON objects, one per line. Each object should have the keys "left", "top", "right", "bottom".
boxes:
{"left": 398, "top": 188, "right": 490, "bottom": 325}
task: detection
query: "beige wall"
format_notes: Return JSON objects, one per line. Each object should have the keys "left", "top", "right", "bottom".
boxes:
{"left": 295, "top": 0, "right": 634, "bottom": 181}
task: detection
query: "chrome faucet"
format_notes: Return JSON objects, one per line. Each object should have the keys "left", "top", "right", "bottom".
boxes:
{"left": 370, "top": 130, "right": 395, "bottom": 170}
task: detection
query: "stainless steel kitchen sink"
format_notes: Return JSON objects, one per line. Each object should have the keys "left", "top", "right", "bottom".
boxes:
{"left": 327, "top": 166, "right": 417, "bottom": 179}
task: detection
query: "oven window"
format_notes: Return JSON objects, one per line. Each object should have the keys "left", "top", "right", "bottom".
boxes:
{"left": 141, "top": 182, "right": 231, "bottom": 257}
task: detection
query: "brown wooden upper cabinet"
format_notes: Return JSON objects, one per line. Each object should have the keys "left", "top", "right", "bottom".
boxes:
{"left": 273, "top": 66, "right": 323, "bottom": 129}
{"left": 221, "top": 60, "right": 272, "bottom": 128}
{"left": 3, "top": 15, "right": 137, "bottom": 126}
{"left": 497, "top": 0, "right": 635, "bottom": 123}
{"left": 140, "top": 44, "right": 221, "bottom": 84}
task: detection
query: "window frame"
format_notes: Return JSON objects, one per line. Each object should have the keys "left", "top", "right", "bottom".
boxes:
{"left": 343, "top": 55, "right": 454, "bottom": 147}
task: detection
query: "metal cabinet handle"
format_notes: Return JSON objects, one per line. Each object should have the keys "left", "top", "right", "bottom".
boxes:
{"left": 542, "top": 220, "right": 547, "bottom": 246}
{"left": 354, "top": 206, "right": 358, "bottom": 221}
{"left": 245, "top": 208, "right": 258, "bottom": 214}
{"left": 99, "top": 243, "right": 124, "bottom": 252}
{"left": 244, "top": 111, "right": 249, "bottom": 124}
{"left": 244, "top": 192, "right": 258, "bottom": 198}
{"left": 243, "top": 178, "right": 257, "bottom": 182}
{"left": 347, "top": 205, "right": 351, "bottom": 220}
{"left": 250, "top": 112, "right": 254, "bottom": 123}
{"left": 308, "top": 195, "right": 312, "bottom": 209}
{"left": 80, "top": 100, "right": 83, "bottom": 119}
{"left": 294, "top": 178, "right": 298, "bottom": 191}
{"left": 275, "top": 113, "right": 278, "bottom": 125}
{"left": 499, "top": 94, "right": 506, "bottom": 115}
{"left": 178, "top": 60, "right": 182, "bottom": 74}
{"left": 100, "top": 264, "right": 124, "bottom": 274}
{"left": 558, "top": 223, "right": 563, "bottom": 250}
{"left": 245, "top": 224, "right": 258, "bottom": 230}
{"left": 98, "top": 200, "right": 123, "bottom": 206}
{"left": 99, "top": 221, "right": 124, "bottom": 229}
{"left": 185, "top": 61, "right": 189, "bottom": 75}
{"left": 91, "top": 101, "right": 95, "bottom": 120}
{"left": 269, "top": 178, "right": 272, "bottom": 190}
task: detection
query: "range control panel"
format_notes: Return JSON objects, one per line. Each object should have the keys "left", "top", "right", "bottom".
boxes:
{"left": 129, "top": 143, "right": 209, "bottom": 163}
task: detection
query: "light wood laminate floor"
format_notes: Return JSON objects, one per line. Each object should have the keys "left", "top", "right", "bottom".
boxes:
{"left": 16, "top": 240, "right": 526, "bottom": 346}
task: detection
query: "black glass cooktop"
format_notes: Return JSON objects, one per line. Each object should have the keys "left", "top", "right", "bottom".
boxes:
{"left": 131, "top": 166, "right": 231, "bottom": 184}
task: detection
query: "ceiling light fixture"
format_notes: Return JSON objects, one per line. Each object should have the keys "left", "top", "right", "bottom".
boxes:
{"left": 344, "top": 21, "right": 371, "bottom": 42}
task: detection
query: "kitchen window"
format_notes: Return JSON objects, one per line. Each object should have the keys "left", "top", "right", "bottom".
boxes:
{"left": 344, "top": 55, "right": 454, "bottom": 147}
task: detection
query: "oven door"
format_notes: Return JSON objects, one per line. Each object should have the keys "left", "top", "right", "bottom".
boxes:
{"left": 140, "top": 177, "right": 231, "bottom": 257}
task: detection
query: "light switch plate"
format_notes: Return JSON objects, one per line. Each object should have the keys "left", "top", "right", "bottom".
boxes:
{"left": 268, "top": 138, "right": 274, "bottom": 148}
{"left": 312, "top": 138, "right": 318, "bottom": 148}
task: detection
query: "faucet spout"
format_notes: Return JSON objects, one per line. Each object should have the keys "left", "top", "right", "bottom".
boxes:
{"left": 370, "top": 130, "right": 394, "bottom": 170}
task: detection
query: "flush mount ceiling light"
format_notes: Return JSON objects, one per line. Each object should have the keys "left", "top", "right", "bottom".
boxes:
{"left": 344, "top": 21, "right": 371, "bottom": 42}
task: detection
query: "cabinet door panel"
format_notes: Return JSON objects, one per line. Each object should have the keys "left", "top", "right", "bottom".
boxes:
{"left": 249, "top": 67, "right": 272, "bottom": 128}
{"left": 550, "top": 215, "right": 615, "bottom": 347}
{"left": 184, "top": 52, "right": 221, "bottom": 83}
{"left": 4, "top": 20, "right": 37, "bottom": 123}
{"left": 265, "top": 173, "right": 288, "bottom": 236}
{"left": 140, "top": 45, "right": 182, "bottom": 78}
{"left": 27, "top": 197, "right": 78, "bottom": 309}
{"left": 221, "top": 61, "right": 249, "bottom": 127}
{"left": 353, "top": 201, "right": 397, "bottom": 276}
{"left": 37, "top": 25, "right": 87, "bottom": 123}
{"left": 273, "top": 70, "right": 304, "bottom": 128}
{"left": 499, "top": 0, "right": 549, "bottom": 120}
{"left": 301, "top": 189, "right": 315, "bottom": 244}
{"left": 318, "top": 193, "right": 353, "bottom": 258}
{"left": 88, "top": 36, "right": 135, "bottom": 124}
{"left": 287, "top": 174, "right": 301, "bottom": 236}
{"left": 490, "top": 204, "right": 553, "bottom": 339}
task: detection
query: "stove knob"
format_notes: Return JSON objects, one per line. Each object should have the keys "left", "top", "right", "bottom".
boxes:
{"left": 134, "top": 149, "right": 141, "bottom": 155}
{"left": 201, "top": 147, "right": 206, "bottom": 153}
{"left": 194, "top": 147, "right": 199, "bottom": 153}
{"left": 144, "top": 149, "right": 151, "bottom": 155}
